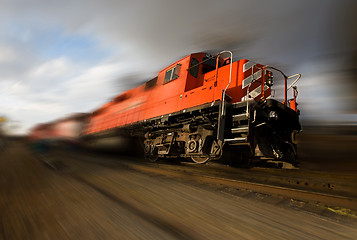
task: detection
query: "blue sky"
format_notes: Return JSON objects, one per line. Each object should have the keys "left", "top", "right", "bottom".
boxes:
{"left": 41, "top": 30, "right": 110, "bottom": 64}
{"left": 3, "top": 21, "right": 111, "bottom": 65}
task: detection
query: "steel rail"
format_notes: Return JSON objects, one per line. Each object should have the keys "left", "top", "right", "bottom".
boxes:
{"left": 62, "top": 151, "right": 357, "bottom": 212}
{"left": 119, "top": 162, "right": 357, "bottom": 212}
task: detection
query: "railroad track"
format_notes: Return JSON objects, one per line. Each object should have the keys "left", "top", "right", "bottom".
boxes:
{"left": 51, "top": 150, "right": 357, "bottom": 215}
{"left": 8, "top": 142, "right": 357, "bottom": 239}
{"left": 70, "top": 174, "right": 202, "bottom": 240}
{"left": 36, "top": 152, "right": 204, "bottom": 240}
{"left": 123, "top": 162, "right": 357, "bottom": 212}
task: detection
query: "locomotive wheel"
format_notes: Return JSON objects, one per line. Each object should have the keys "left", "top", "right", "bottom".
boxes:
{"left": 282, "top": 142, "right": 299, "bottom": 167}
{"left": 191, "top": 156, "right": 210, "bottom": 164}
{"left": 145, "top": 154, "right": 159, "bottom": 162}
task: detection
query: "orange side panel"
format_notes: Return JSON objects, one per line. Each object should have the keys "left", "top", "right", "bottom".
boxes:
{"left": 85, "top": 56, "right": 274, "bottom": 136}
{"left": 182, "top": 83, "right": 215, "bottom": 109}
{"left": 214, "top": 62, "right": 239, "bottom": 102}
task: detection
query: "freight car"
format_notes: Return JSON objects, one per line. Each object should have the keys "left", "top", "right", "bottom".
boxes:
{"left": 83, "top": 51, "right": 301, "bottom": 166}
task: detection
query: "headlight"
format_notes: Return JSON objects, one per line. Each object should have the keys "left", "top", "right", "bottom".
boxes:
{"left": 266, "top": 70, "right": 273, "bottom": 87}
{"left": 269, "top": 111, "right": 278, "bottom": 120}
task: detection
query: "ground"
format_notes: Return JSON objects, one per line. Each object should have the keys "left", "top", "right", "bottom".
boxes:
{"left": 1, "top": 141, "right": 356, "bottom": 239}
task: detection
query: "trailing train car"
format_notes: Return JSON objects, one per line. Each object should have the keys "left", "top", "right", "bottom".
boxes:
{"left": 29, "top": 113, "right": 89, "bottom": 151}
{"left": 83, "top": 51, "right": 301, "bottom": 166}
{"left": 29, "top": 123, "right": 53, "bottom": 141}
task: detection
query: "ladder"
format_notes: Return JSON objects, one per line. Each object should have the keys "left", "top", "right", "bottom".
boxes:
{"left": 224, "top": 100, "right": 254, "bottom": 145}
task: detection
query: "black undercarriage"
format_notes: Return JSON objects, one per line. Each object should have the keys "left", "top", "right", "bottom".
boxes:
{"left": 84, "top": 99, "right": 301, "bottom": 166}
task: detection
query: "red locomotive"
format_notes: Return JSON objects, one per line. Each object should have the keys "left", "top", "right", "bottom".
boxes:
{"left": 82, "top": 51, "right": 302, "bottom": 165}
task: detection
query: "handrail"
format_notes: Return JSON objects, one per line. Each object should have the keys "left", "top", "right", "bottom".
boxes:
{"left": 215, "top": 51, "right": 233, "bottom": 142}
{"left": 287, "top": 74, "right": 301, "bottom": 90}
{"left": 220, "top": 50, "right": 233, "bottom": 105}
{"left": 209, "top": 50, "right": 233, "bottom": 117}
{"left": 283, "top": 73, "right": 301, "bottom": 105}
{"left": 245, "top": 64, "right": 260, "bottom": 116}
{"left": 258, "top": 66, "right": 301, "bottom": 106}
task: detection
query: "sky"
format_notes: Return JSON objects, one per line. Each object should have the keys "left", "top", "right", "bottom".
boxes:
{"left": 0, "top": 0, "right": 356, "bottom": 134}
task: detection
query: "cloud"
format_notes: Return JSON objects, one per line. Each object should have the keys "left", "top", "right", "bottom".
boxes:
{"left": 0, "top": 53, "right": 134, "bottom": 134}
{"left": 0, "top": 44, "right": 17, "bottom": 63}
{"left": 30, "top": 57, "right": 71, "bottom": 79}
{"left": 0, "top": 0, "right": 357, "bottom": 134}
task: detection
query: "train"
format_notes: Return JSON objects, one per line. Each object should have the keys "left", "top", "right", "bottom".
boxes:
{"left": 29, "top": 51, "right": 301, "bottom": 166}
{"left": 28, "top": 113, "right": 89, "bottom": 151}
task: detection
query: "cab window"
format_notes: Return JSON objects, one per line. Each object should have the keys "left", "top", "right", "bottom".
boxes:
{"left": 202, "top": 56, "right": 217, "bottom": 74}
{"left": 164, "top": 64, "right": 181, "bottom": 83}
{"left": 189, "top": 58, "right": 199, "bottom": 78}
{"left": 145, "top": 77, "right": 157, "bottom": 90}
